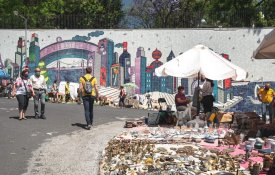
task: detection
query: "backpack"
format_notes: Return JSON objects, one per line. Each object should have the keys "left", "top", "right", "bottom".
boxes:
{"left": 82, "top": 76, "right": 94, "bottom": 94}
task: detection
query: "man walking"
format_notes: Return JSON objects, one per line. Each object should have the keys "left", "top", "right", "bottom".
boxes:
{"left": 79, "top": 67, "right": 98, "bottom": 130}
{"left": 30, "top": 68, "right": 47, "bottom": 119}
{"left": 257, "top": 83, "right": 275, "bottom": 124}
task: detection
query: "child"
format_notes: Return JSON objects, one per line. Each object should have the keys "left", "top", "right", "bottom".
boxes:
{"left": 207, "top": 107, "right": 220, "bottom": 128}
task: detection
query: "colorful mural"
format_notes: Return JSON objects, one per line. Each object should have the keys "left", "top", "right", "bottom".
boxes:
{"left": 1, "top": 28, "right": 275, "bottom": 114}
{"left": 111, "top": 64, "right": 120, "bottom": 87}
{"left": 37, "top": 60, "right": 49, "bottom": 83}
{"left": 100, "top": 67, "right": 107, "bottom": 87}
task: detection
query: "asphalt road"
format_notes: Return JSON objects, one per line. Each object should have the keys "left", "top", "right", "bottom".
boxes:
{"left": 0, "top": 98, "right": 149, "bottom": 175}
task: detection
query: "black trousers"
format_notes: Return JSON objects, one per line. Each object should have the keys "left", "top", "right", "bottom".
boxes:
{"left": 119, "top": 97, "right": 125, "bottom": 107}
{"left": 202, "top": 95, "right": 214, "bottom": 113}
{"left": 16, "top": 94, "right": 29, "bottom": 111}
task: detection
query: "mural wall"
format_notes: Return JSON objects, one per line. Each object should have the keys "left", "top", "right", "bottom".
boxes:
{"left": 0, "top": 28, "right": 274, "bottom": 105}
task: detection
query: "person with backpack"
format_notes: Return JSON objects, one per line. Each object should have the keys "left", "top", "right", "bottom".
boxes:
{"left": 79, "top": 67, "right": 99, "bottom": 130}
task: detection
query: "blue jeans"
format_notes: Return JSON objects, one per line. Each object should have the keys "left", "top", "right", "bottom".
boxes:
{"left": 262, "top": 103, "right": 272, "bottom": 123}
{"left": 82, "top": 96, "right": 95, "bottom": 125}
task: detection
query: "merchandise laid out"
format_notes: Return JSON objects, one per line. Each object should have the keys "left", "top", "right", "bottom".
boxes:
{"left": 99, "top": 122, "right": 275, "bottom": 175}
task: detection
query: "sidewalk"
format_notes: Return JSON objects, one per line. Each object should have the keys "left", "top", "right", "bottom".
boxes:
{"left": 23, "top": 121, "right": 125, "bottom": 175}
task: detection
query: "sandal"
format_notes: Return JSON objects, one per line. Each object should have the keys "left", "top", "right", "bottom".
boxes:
{"left": 19, "top": 118, "right": 22, "bottom": 120}
{"left": 23, "top": 117, "right": 27, "bottom": 120}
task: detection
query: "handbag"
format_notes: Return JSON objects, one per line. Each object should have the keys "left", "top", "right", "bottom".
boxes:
{"left": 23, "top": 80, "right": 32, "bottom": 99}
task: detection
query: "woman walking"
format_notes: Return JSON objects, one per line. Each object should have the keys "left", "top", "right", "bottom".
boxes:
{"left": 12, "top": 70, "right": 34, "bottom": 120}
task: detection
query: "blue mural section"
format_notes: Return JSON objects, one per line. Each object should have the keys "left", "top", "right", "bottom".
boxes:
{"left": 41, "top": 49, "right": 90, "bottom": 66}
{"left": 224, "top": 82, "right": 275, "bottom": 115}
{"left": 140, "top": 56, "right": 147, "bottom": 94}
{"left": 180, "top": 78, "right": 189, "bottom": 95}
{"left": 47, "top": 68, "right": 84, "bottom": 84}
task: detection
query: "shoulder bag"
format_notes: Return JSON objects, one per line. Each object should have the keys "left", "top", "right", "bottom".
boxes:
{"left": 23, "top": 80, "right": 32, "bottom": 99}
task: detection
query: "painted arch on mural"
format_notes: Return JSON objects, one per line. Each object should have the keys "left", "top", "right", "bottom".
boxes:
{"left": 40, "top": 40, "right": 99, "bottom": 66}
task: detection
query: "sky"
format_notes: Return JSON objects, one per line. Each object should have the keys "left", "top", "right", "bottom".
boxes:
{"left": 122, "top": 0, "right": 133, "bottom": 8}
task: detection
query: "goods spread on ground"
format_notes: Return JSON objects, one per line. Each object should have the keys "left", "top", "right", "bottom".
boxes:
{"left": 100, "top": 123, "right": 275, "bottom": 175}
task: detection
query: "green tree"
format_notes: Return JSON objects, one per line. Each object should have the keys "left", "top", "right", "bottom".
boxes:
{"left": 174, "top": 0, "right": 209, "bottom": 28}
{"left": 129, "top": 0, "right": 183, "bottom": 28}
{"left": 128, "top": 0, "right": 275, "bottom": 28}
{"left": 205, "top": 0, "right": 257, "bottom": 27}
{"left": 0, "top": 0, "right": 124, "bottom": 29}
{"left": 256, "top": 0, "right": 275, "bottom": 26}
{"left": 128, "top": 0, "right": 214, "bottom": 28}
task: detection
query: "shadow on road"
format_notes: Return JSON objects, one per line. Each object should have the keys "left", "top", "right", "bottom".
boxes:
{"left": 9, "top": 116, "right": 35, "bottom": 120}
{"left": 71, "top": 123, "right": 87, "bottom": 129}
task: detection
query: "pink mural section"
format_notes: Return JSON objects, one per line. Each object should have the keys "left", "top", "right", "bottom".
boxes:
{"left": 40, "top": 41, "right": 98, "bottom": 59}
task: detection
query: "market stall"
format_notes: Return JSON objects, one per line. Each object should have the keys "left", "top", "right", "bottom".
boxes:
{"left": 99, "top": 120, "right": 275, "bottom": 175}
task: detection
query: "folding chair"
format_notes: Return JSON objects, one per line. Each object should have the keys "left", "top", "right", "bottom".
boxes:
{"left": 158, "top": 98, "right": 167, "bottom": 111}
{"left": 175, "top": 102, "right": 193, "bottom": 127}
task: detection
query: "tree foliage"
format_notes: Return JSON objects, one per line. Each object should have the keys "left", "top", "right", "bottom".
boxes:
{"left": 128, "top": 0, "right": 181, "bottom": 28}
{"left": 256, "top": 0, "right": 275, "bottom": 26}
{"left": 128, "top": 0, "right": 275, "bottom": 28}
{"left": 0, "top": 0, "right": 124, "bottom": 29}
{"left": 0, "top": 0, "right": 274, "bottom": 29}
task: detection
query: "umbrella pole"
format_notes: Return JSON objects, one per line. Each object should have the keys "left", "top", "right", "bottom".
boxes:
{"left": 197, "top": 72, "right": 200, "bottom": 116}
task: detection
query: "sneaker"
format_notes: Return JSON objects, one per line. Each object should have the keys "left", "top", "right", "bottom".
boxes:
{"left": 35, "top": 115, "right": 39, "bottom": 119}
{"left": 41, "top": 115, "right": 46, "bottom": 119}
{"left": 86, "top": 125, "right": 91, "bottom": 130}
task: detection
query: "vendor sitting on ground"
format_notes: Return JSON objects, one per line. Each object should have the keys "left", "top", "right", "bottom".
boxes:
{"left": 175, "top": 86, "right": 191, "bottom": 111}
{"left": 207, "top": 107, "right": 220, "bottom": 128}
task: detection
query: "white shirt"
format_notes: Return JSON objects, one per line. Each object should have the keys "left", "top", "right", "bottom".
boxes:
{"left": 30, "top": 75, "right": 47, "bottom": 90}
{"left": 191, "top": 79, "right": 205, "bottom": 95}
{"left": 201, "top": 81, "right": 213, "bottom": 97}
{"left": 15, "top": 77, "right": 32, "bottom": 95}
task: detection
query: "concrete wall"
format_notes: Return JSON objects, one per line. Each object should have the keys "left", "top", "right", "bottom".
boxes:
{"left": 0, "top": 28, "right": 274, "bottom": 82}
